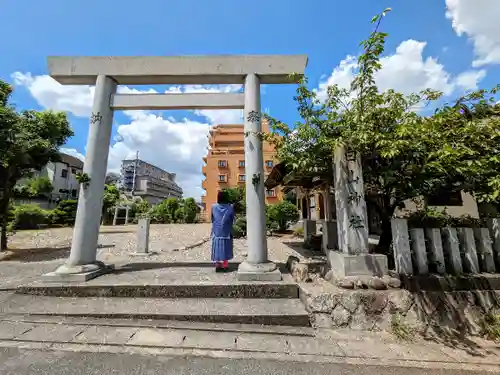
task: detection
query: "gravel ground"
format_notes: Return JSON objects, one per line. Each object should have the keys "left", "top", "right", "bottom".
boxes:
{"left": 0, "top": 225, "right": 318, "bottom": 288}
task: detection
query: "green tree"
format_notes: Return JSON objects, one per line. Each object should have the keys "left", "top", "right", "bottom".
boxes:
{"left": 266, "top": 201, "right": 300, "bottom": 232}
{"left": 0, "top": 80, "right": 73, "bottom": 249}
{"left": 101, "top": 184, "right": 120, "bottom": 223}
{"left": 222, "top": 186, "right": 246, "bottom": 215}
{"left": 264, "top": 9, "right": 500, "bottom": 254}
{"left": 165, "top": 197, "right": 180, "bottom": 223}
{"left": 183, "top": 197, "right": 198, "bottom": 223}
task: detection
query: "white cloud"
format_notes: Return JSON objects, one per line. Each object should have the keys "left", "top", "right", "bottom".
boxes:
{"left": 59, "top": 147, "right": 85, "bottom": 161}
{"left": 446, "top": 0, "right": 500, "bottom": 67}
{"left": 11, "top": 72, "right": 243, "bottom": 199}
{"left": 317, "top": 39, "right": 487, "bottom": 101}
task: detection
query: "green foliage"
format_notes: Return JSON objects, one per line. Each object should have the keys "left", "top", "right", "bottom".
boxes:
{"left": 400, "top": 207, "right": 482, "bottom": 228}
{"left": 10, "top": 204, "right": 50, "bottom": 230}
{"left": 50, "top": 199, "right": 78, "bottom": 226}
{"left": 183, "top": 198, "right": 198, "bottom": 223}
{"left": 480, "top": 310, "right": 500, "bottom": 341}
{"left": 0, "top": 79, "right": 73, "bottom": 249}
{"left": 165, "top": 198, "right": 180, "bottom": 222}
{"left": 293, "top": 226, "right": 304, "bottom": 238}
{"left": 149, "top": 201, "right": 170, "bottom": 223}
{"left": 264, "top": 10, "right": 500, "bottom": 254}
{"left": 232, "top": 216, "right": 247, "bottom": 238}
{"left": 222, "top": 187, "right": 246, "bottom": 215}
{"left": 75, "top": 172, "right": 91, "bottom": 185}
{"left": 266, "top": 201, "right": 300, "bottom": 231}
{"left": 13, "top": 177, "right": 54, "bottom": 198}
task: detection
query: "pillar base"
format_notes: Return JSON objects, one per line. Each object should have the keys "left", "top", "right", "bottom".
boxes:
{"left": 41, "top": 261, "right": 113, "bottom": 283}
{"left": 237, "top": 261, "right": 282, "bottom": 281}
{"left": 326, "top": 251, "right": 388, "bottom": 278}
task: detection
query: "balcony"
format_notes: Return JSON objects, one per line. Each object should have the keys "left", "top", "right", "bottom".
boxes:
{"left": 202, "top": 165, "right": 207, "bottom": 176}
{"left": 202, "top": 155, "right": 207, "bottom": 163}
{"left": 202, "top": 179, "right": 208, "bottom": 191}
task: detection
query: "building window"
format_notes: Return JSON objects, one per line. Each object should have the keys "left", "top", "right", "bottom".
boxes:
{"left": 71, "top": 168, "right": 77, "bottom": 174}
{"left": 266, "top": 189, "right": 276, "bottom": 197}
{"left": 427, "top": 191, "right": 463, "bottom": 206}
{"left": 238, "top": 174, "right": 246, "bottom": 182}
{"left": 218, "top": 160, "right": 227, "bottom": 168}
{"left": 61, "top": 169, "right": 68, "bottom": 178}
{"left": 71, "top": 189, "right": 77, "bottom": 198}
{"left": 265, "top": 160, "right": 274, "bottom": 168}
{"left": 218, "top": 175, "right": 227, "bottom": 182}
{"left": 239, "top": 160, "right": 245, "bottom": 168}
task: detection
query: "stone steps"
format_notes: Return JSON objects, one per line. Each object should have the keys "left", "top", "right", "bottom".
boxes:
{"left": 0, "top": 294, "right": 311, "bottom": 327}
{"left": 17, "top": 266, "right": 300, "bottom": 299}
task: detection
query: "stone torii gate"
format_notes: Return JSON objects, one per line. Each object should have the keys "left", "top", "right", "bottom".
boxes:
{"left": 42, "top": 55, "right": 308, "bottom": 282}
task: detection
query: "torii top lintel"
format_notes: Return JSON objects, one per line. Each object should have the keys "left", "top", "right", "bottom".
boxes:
{"left": 47, "top": 55, "right": 308, "bottom": 85}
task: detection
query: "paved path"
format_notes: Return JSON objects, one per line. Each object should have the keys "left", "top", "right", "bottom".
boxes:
{"left": 0, "top": 347, "right": 494, "bottom": 375}
{"left": 0, "top": 315, "right": 498, "bottom": 372}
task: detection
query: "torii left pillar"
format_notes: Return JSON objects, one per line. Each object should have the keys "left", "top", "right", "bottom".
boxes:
{"left": 42, "top": 75, "right": 117, "bottom": 281}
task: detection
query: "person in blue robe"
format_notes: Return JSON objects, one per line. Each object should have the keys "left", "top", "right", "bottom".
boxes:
{"left": 211, "top": 191, "right": 235, "bottom": 272}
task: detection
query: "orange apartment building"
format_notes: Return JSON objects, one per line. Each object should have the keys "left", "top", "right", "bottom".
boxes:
{"left": 201, "top": 119, "right": 283, "bottom": 222}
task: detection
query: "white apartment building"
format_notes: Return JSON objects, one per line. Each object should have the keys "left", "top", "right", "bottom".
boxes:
{"left": 121, "top": 159, "right": 183, "bottom": 205}
{"left": 16, "top": 152, "right": 84, "bottom": 208}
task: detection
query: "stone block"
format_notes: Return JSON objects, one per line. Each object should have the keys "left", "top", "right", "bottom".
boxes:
{"left": 237, "top": 261, "right": 282, "bottom": 281}
{"left": 391, "top": 218, "right": 413, "bottom": 275}
{"left": 425, "top": 228, "right": 446, "bottom": 274}
{"left": 441, "top": 227, "right": 463, "bottom": 275}
{"left": 303, "top": 219, "right": 316, "bottom": 244}
{"left": 136, "top": 217, "right": 150, "bottom": 253}
{"left": 486, "top": 218, "right": 500, "bottom": 268}
{"left": 327, "top": 251, "right": 388, "bottom": 278}
{"left": 457, "top": 227, "right": 480, "bottom": 274}
{"left": 473, "top": 228, "right": 496, "bottom": 273}
{"left": 321, "top": 220, "right": 338, "bottom": 251}
{"left": 41, "top": 262, "right": 113, "bottom": 282}
{"left": 409, "top": 228, "right": 428, "bottom": 274}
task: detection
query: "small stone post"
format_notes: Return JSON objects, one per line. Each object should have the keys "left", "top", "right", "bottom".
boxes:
{"left": 473, "top": 228, "right": 496, "bottom": 273}
{"left": 112, "top": 206, "right": 119, "bottom": 226}
{"left": 391, "top": 218, "right": 413, "bottom": 275}
{"left": 425, "top": 228, "right": 446, "bottom": 274}
{"left": 136, "top": 217, "right": 150, "bottom": 254}
{"left": 125, "top": 206, "right": 130, "bottom": 225}
{"left": 410, "top": 228, "right": 428, "bottom": 274}
{"left": 441, "top": 228, "right": 463, "bottom": 275}
{"left": 457, "top": 228, "right": 480, "bottom": 274}
{"left": 487, "top": 218, "right": 500, "bottom": 268}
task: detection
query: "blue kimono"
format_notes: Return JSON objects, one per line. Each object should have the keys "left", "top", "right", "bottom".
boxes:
{"left": 211, "top": 203, "right": 235, "bottom": 262}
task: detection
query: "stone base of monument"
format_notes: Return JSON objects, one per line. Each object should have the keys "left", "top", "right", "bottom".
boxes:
{"left": 327, "top": 251, "right": 388, "bottom": 278}
{"left": 41, "top": 261, "right": 113, "bottom": 283}
{"left": 237, "top": 261, "right": 282, "bottom": 281}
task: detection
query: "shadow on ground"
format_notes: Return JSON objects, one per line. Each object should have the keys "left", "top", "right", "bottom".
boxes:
{"left": 112, "top": 261, "right": 289, "bottom": 275}
{"left": 0, "top": 244, "right": 115, "bottom": 262}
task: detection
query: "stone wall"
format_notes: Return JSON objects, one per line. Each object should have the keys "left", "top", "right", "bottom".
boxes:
{"left": 301, "top": 283, "right": 500, "bottom": 337}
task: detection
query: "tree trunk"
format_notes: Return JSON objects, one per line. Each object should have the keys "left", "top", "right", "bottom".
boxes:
{"left": 0, "top": 196, "right": 10, "bottom": 251}
{"left": 370, "top": 195, "right": 396, "bottom": 270}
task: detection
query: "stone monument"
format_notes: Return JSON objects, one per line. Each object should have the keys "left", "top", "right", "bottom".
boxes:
{"left": 328, "top": 145, "right": 388, "bottom": 278}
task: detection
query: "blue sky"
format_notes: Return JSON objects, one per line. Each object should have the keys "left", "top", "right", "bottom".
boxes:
{"left": 2, "top": 0, "right": 499, "bottom": 199}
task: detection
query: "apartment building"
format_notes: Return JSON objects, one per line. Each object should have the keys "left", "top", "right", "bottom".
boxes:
{"left": 201, "top": 119, "right": 283, "bottom": 221}
{"left": 121, "top": 158, "right": 183, "bottom": 205}
{"left": 16, "top": 152, "right": 84, "bottom": 208}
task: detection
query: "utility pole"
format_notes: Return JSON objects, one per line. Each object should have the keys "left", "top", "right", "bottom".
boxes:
{"left": 131, "top": 150, "right": 139, "bottom": 195}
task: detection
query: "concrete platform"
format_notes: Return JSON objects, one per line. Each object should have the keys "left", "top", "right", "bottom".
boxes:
{"left": 0, "top": 294, "right": 311, "bottom": 327}
{"left": 17, "top": 265, "right": 299, "bottom": 299}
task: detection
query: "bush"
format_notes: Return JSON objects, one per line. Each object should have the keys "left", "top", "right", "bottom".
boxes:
{"left": 11, "top": 204, "right": 50, "bottom": 230}
{"left": 50, "top": 199, "right": 78, "bottom": 226}
{"left": 266, "top": 201, "right": 300, "bottom": 232}
{"left": 232, "top": 216, "right": 247, "bottom": 238}
{"left": 183, "top": 198, "right": 198, "bottom": 223}
{"left": 401, "top": 207, "right": 482, "bottom": 228}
